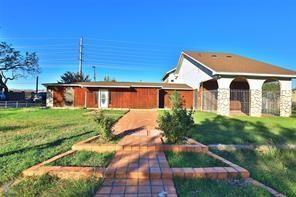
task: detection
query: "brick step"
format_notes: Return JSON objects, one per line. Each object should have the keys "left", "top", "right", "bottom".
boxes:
{"left": 72, "top": 144, "right": 208, "bottom": 153}
{"left": 104, "top": 167, "right": 172, "bottom": 179}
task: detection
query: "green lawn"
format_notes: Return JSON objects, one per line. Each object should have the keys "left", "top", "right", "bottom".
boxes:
{"left": 47, "top": 151, "right": 114, "bottom": 167}
{"left": 189, "top": 111, "right": 296, "bottom": 145}
{"left": 212, "top": 149, "right": 296, "bottom": 196}
{"left": 174, "top": 177, "right": 271, "bottom": 197}
{"left": 0, "top": 108, "right": 126, "bottom": 187}
{"left": 7, "top": 174, "right": 102, "bottom": 197}
{"left": 165, "top": 151, "right": 228, "bottom": 168}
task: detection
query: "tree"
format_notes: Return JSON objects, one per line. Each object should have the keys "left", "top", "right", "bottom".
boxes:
{"left": 58, "top": 71, "right": 90, "bottom": 83}
{"left": 157, "top": 91, "right": 194, "bottom": 144}
{"left": 104, "top": 75, "right": 116, "bottom": 82}
{"left": 0, "top": 42, "right": 40, "bottom": 93}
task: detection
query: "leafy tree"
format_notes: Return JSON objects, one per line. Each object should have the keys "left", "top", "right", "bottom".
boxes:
{"left": 262, "top": 81, "right": 280, "bottom": 92}
{"left": 0, "top": 42, "right": 39, "bottom": 93}
{"left": 58, "top": 71, "right": 90, "bottom": 83}
{"left": 103, "top": 75, "right": 116, "bottom": 82}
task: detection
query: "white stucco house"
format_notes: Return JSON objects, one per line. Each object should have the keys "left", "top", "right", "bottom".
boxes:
{"left": 162, "top": 51, "right": 296, "bottom": 117}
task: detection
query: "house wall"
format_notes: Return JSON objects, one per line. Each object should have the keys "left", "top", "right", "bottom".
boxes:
{"left": 163, "top": 73, "right": 177, "bottom": 83}
{"left": 108, "top": 87, "right": 158, "bottom": 109}
{"left": 159, "top": 89, "right": 193, "bottom": 109}
{"left": 174, "top": 56, "right": 213, "bottom": 89}
{"left": 48, "top": 86, "right": 194, "bottom": 109}
{"left": 74, "top": 87, "right": 86, "bottom": 107}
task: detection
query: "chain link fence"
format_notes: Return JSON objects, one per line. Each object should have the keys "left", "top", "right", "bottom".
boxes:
{"left": 0, "top": 101, "right": 45, "bottom": 108}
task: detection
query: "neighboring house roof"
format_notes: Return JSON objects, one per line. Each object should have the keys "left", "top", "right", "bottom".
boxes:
{"left": 43, "top": 81, "right": 192, "bottom": 90}
{"left": 162, "top": 67, "right": 176, "bottom": 81}
{"left": 182, "top": 51, "right": 296, "bottom": 77}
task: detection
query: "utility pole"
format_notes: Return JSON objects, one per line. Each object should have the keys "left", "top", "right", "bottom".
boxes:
{"left": 92, "top": 66, "right": 96, "bottom": 81}
{"left": 78, "top": 37, "right": 83, "bottom": 76}
{"left": 35, "top": 76, "right": 39, "bottom": 94}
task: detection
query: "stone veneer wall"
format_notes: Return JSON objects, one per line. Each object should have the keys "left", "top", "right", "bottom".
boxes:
{"left": 217, "top": 88, "right": 230, "bottom": 116}
{"left": 250, "top": 89, "right": 262, "bottom": 117}
{"left": 46, "top": 88, "right": 53, "bottom": 107}
{"left": 280, "top": 90, "right": 292, "bottom": 117}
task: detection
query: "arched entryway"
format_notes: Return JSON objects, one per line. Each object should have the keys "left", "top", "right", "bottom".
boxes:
{"left": 262, "top": 79, "right": 280, "bottom": 116}
{"left": 230, "top": 77, "right": 250, "bottom": 115}
{"left": 200, "top": 79, "right": 218, "bottom": 112}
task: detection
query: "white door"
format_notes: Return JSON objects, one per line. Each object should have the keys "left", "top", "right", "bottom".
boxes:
{"left": 99, "top": 90, "right": 109, "bottom": 108}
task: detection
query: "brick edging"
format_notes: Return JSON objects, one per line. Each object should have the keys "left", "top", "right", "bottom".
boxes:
{"left": 22, "top": 150, "right": 105, "bottom": 180}
{"left": 172, "top": 167, "right": 249, "bottom": 179}
{"left": 72, "top": 136, "right": 208, "bottom": 153}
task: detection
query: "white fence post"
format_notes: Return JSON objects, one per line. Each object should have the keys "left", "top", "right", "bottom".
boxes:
{"left": 16, "top": 101, "right": 18, "bottom": 108}
{"left": 5, "top": 101, "right": 7, "bottom": 108}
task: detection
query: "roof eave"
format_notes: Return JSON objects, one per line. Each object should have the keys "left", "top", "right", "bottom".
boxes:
{"left": 42, "top": 83, "right": 80, "bottom": 87}
{"left": 81, "top": 85, "right": 131, "bottom": 88}
{"left": 181, "top": 51, "right": 217, "bottom": 75}
{"left": 215, "top": 72, "right": 296, "bottom": 78}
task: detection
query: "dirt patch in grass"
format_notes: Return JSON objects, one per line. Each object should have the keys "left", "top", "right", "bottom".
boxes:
{"left": 47, "top": 151, "right": 114, "bottom": 167}
{"left": 174, "top": 177, "right": 271, "bottom": 197}
{"left": 165, "top": 151, "right": 228, "bottom": 168}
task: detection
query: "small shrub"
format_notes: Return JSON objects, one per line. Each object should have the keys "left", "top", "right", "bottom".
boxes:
{"left": 157, "top": 91, "right": 194, "bottom": 144}
{"left": 94, "top": 111, "right": 114, "bottom": 141}
{"left": 170, "top": 91, "right": 184, "bottom": 109}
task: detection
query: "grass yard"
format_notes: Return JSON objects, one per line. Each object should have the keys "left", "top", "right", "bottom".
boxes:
{"left": 165, "top": 151, "right": 228, "bottom": 168}
{"left": 189, "top": 111, "right": 296, "bottom": 145}
{"left": 7, "top": 174, "right": 102, "bottom": 197}
{"left": 0, "top": 108, "right": 126, "bottom": 187}
{"left": 47, "top": 151, "right": 114, "bottom": 167}
{"left": 174, "top": 177, "right": 271, "bottom": 197}
{"left": 212, "top": 149, "right": 296, "bottom": 196}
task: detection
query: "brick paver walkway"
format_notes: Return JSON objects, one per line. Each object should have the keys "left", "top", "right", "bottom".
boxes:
{"left": 96, "top": 110, "right": 177, "bottom": 196}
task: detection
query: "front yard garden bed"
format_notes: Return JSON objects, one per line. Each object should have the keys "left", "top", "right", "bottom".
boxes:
{"left": 174, "top": 177, "right": 271, "bottom": 197}
{"left": 46, "top": 151, "right": 114, "bottom": 168}
{"left": 165, "top": 151, "right": 228, "bottom": 168}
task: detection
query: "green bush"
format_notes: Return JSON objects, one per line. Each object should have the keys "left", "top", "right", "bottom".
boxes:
{"left": 157, "top": 91, "right": 194, "bottom": 144}
{"left": 94, "top": 111, "right": 114, "bottom": 141}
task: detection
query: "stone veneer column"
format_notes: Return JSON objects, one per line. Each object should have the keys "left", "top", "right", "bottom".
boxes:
{"left": 46, "top": 88, "right": 53, "bottom": 107}
{"left": 217, "top": 88, "right": 230, "bottom": 116}
{"left": 280, "top": 80, "right": 293, "bottom": 117}
{"left": 249, "top": 89, "right": 262, "bottom": 117}
{"left": 216, "top": 78, "right": 233, "bottom": 116}
{"left": 280, "top": 90, "right": 292, "bottom": 117}
{"left": 248, "top": 79, "right": 265, "bottom": 117}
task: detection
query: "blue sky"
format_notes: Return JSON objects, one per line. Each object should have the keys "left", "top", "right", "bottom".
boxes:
{"left": 0, "top": 0, "right": 296, "bottom": 90}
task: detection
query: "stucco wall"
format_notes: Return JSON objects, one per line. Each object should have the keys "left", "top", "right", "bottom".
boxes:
{"left": 174, "top": 56, "right": 213, "bottom": 89}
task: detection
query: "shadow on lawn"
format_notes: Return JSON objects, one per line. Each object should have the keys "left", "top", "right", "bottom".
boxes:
{"left": 212, "top": 148, "right": 296, "bottom": 197}
{"left": 0, "top": 125, "right": 30, "bottom": 133}
{"left": 0, "top": 130, "right": 94, "bottom": 157}
{"left": 189, "top": 115, "right": 294, "bottom": 145}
